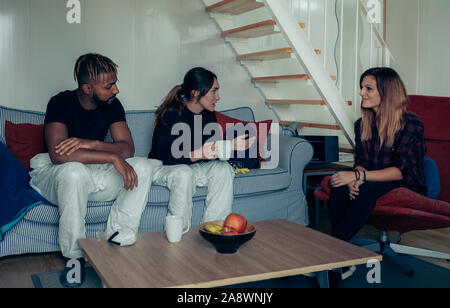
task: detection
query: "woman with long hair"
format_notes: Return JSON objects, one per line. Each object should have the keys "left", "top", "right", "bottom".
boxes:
{"left": 149, "top": 67, "right": 255, "bottom": 235}
{"left": 329, "top": 67, "right": 426, "bottom": 243}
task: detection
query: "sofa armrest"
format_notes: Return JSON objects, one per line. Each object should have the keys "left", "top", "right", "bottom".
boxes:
{"left": 277, "top": 135, "right": 313, "bottom": 189}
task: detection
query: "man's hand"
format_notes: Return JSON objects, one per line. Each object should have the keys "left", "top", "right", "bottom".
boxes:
{"left": 112, "top": 155, "right": 138, "bottom": 191}
{"left": 55, "top": 138, "right": 98, "bottom": 156}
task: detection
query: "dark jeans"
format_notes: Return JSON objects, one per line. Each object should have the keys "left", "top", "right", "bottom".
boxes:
{"left": 329, "top": 181, "right": 400, "bottom": 242}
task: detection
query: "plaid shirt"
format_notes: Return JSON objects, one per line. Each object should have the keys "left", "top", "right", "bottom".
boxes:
{"left": 354, "top": 112, "right": 427, "bottom": 195}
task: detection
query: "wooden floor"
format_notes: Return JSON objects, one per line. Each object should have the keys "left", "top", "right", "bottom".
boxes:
{"left": 0, "top": 213, "right": 449, "bottom": 288}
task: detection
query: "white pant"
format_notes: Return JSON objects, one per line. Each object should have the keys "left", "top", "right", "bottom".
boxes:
{"left": 152, "top": 160, "right": 235, "bottom": 231}
{"left": 29, "top": 153, "right": 161, "bottom": 259}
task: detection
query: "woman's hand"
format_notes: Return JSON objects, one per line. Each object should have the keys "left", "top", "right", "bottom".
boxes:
{"left": 348, "top": 180, "right": 364, "bottom": 200}
{"left": 190, "top": 141, "right": 218, "bottom": 162}
{"left": 232, "top": 134, "right": 257, "bottom": 151}
{"left": 330, "top": 171, "right": 357, "bottom": 188}
{"left": 202, "top": 141, "right": 218, "bottom": 160}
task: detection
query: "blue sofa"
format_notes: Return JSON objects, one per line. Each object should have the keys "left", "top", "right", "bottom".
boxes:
{"left": 0, "top": 105, "right": 313, "bottom": 258}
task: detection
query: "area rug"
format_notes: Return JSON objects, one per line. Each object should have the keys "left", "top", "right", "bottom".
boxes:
{"left": 31, "top": 255, "right": 450, "bottom": 288}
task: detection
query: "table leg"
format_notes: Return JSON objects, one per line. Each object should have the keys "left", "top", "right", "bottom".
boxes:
{"left": 316, "top": 271, "right": 329, "bottom": 288}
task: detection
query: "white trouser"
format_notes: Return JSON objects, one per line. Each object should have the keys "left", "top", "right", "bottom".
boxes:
{"left": 29, "top": 153, "right": 161, "bottom": 259}
{"left": 152, "top": 160, "right": 235, "bottom": 231}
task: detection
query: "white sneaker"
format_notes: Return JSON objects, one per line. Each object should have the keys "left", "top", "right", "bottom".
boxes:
{"left": 105, "top": 229, "right": 137, "bottom": 247}
{"left": 341, "top": 265, "right": 357, "bottom": 280}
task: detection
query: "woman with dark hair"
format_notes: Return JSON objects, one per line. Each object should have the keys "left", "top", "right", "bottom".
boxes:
{"left": 149, "top": 67, "right": 255, "bottom": 235}
{"left": 329, "top": 67, "right": 426, "bottom": 243}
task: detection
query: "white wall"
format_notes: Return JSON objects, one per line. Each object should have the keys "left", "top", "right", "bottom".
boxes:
{"left": 0, "top": 0, "right": 272, "bottom": 121}
{"left": 387, "top": 0, "right": 450, "bottom": 97}
{"left": 417, "top": 0, "right": 450, "bottom": 97}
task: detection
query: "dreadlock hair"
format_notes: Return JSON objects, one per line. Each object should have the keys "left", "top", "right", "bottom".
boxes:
{"left": 154, "top": 67, "right": 217, "bottom": 127}
{"left": 74, "top": 53, "right": 118, "bottom": 87}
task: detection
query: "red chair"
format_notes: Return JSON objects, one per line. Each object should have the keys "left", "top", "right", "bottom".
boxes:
{"left": 314, "top": 170, "right": 450, "bottom": 277}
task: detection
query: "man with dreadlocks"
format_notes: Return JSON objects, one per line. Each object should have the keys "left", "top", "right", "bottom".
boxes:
{"left": 29, "top": 53, "right": 160, "bottom": 287}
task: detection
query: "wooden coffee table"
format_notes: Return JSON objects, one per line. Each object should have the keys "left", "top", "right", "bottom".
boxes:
{"left": 78, "top": 219, "right": 381, "bottom": 288}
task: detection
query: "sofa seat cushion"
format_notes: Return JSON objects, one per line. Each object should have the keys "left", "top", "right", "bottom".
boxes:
{"left": 22, "top": 201, "right": 114, "bottom": 225}
{"left": 22, "top": 166, "right": 291, "bottom": 225}
{"left": 148, "top": 167, "right": 291, "bottom": 204}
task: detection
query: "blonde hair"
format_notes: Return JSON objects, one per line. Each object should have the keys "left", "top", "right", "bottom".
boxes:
{"left": 360, "top": 67, "right": 408, "bottom": 148}
{"left": 74, "top": 53, "right": 118, "bottom": 86}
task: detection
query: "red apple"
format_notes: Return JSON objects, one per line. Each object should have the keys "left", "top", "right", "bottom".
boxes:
{"left": 223, "top": 213, "right": 247, "bottom": 234}
{"left": 220, "top": 226, "right": 239, "bottom": 235}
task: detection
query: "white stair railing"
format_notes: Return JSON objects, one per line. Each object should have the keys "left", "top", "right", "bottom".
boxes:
{"left": 263, "top": 0, "right": 355, "bottom": 146}
{"left": 203, "top": 0, "right": 394, "bottom": 150}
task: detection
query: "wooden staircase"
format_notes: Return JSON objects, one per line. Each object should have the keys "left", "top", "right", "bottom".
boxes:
{"left": 204, "top": 0, "right": 375, "bottom": 152}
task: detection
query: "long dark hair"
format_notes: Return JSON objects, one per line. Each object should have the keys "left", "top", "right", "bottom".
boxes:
{"left": 154, "top": 67, "right": 217, "bottom": 126}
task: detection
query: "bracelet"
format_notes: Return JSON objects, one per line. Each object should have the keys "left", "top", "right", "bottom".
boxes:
{"left": 363, "top": 170, "right": 367, "bottom": 182}
{"left": 353, "top": 169, "right": 360, "bottom": 181}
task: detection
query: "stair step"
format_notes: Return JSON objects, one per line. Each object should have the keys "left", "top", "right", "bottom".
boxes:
{"left": 206, "top": 0, "right": 265, "bottom": 15}
{"left": 237, "top": 47, "right": 321, "bottom": 61}
{"left": 222, "top": 20, "right": 305, "bottom": 39}
{"left": 266, "top": 99, "right": 352, "bottom": 106}
{"left": 280, "top": 121, "right": 341, "bottom": 130}
{"left": 267, "top": 99, "right": 326, "bottom": 105}
{"left": 339, "top": 147, "right": 355, "bottom": 154}
{"left": 252, "top": 74, "right": 309, "bottom": 82}
{"left": 252, "top": 74, "right": 337, "bottom": 82}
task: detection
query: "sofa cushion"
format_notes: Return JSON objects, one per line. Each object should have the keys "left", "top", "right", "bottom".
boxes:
{"left": 5, "top": 121, "right": 46, "bottom": 170}
{"left": 215, "top": 111, "right": 272, "bottom": 162}
{"left": 147, "top": 167, "right": 290, "bottom": 204}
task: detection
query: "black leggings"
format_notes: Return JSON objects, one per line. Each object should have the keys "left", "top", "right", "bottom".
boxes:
{"left": 329, "top": 181, "right": 400, "bottom": 242}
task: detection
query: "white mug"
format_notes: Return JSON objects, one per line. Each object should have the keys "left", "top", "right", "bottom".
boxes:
{"left": 165, "top": 215, "right": 189, "bottom": 243}
{"left": 215, "top": 140, "right": 232, "bottom": 161}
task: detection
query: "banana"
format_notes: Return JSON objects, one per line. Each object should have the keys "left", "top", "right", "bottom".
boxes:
{"left": 204, "top": 224, "right": 222, "bottom": 234}
{"left": 235, "top": 168, "right": 250, "bottom": 175}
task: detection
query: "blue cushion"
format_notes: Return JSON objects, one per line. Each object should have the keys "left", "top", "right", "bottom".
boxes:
{"left": 424, "top": 157, "right": 440, "bottom": 200}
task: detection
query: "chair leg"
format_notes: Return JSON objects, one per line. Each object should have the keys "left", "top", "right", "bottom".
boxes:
{"left": 390, "top": 243, "right": 450, "bottom": 261}
{"left": 351, "top": 237, "right": 377, "bottom": 246}
{"left": 389, "top": 235, "right": 401, "bottom": 244}
{"left": 315, "top": 197, "right": 320, "bottom": 230}
{"left": 382, "top": 244, "right": 414, "bottom": 277}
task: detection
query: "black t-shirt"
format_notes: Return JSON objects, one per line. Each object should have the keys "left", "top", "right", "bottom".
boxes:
{"left": 44, "top": 90, "right": 126, "bottom": 142}
{"left": 148, "top": 107, "right": 221, "bottom": 165}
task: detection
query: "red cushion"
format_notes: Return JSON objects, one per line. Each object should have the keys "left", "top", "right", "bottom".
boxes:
{"left": 407, "top": 95, "right": 450, "bottom": 203}
{"left": 408, "top": 95, "right": 450, "bottom": 142}
{"left": 314, "top": 180, "right": 450, "bottom": 234}
{"left": 369, "top": 205, "right": 450, "bottom": 234}
{"left": 215, "top": 112, "right": 272, "bottom": 162}
{"left": 376, "top": 188, "right": 450, "bottom": 217}
{"left": 5, "top": 121, "right": 46, "bottom": 170}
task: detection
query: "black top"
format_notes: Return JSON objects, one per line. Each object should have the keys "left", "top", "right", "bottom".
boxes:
{"left": 354, "top": 111, "right": 427, "bottom": 195}
{"left": 148, "top": 107, "right": 221, "bottom": 165}
{"left": 44, "top": 90, "right": 126, "bottom": 142}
